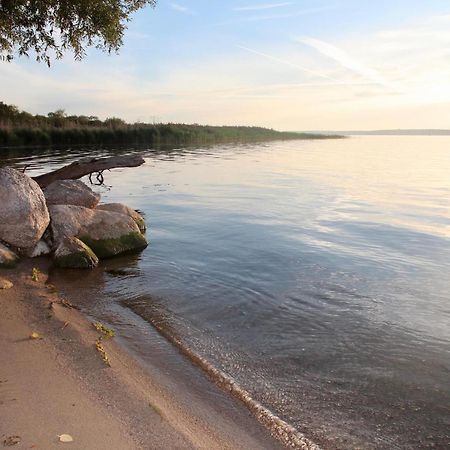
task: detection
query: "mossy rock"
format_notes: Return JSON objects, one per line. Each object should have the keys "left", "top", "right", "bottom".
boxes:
{"left": 55, "top": 249, "right": 99, "bottom": 269}
{"left": 134, "top": 216, "right": 147, "bottom": 234}
{"left": 79, "top": 232, "right": 148, "bottom": 259}
{"left": 54, "top": 237, "right": 99, "bottom": 269}
{"left": 96, "top": 203, "right": 147, "bottom": 234}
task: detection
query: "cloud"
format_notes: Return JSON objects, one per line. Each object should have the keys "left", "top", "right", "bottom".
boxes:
{"left": 233, "top": 2, "right": 293, "bottom": 11}
{"left": 4, "top": 12, "right": 450, "bottom": 130}
{"left": 236, "top": 44, "right": 383, "bottom": 90}
{"left": 169, "top": 3, "right": 196, "bottom": 15}
{"left": 232, "top": 5, "right": 338, "bottom": 22}
{"left": 126, "top": 31, "right": 152, "bottom": 40}
{"left": 296, "top": 36, "right": 394, "bottom": 89}
{"left": 236, "top": 44, "right": 341, "bottom": 82}
{"left": 342, "top": 13, "right": 450, "bottom": 88}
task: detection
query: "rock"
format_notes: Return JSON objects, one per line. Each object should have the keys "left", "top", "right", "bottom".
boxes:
{"left": 29, "top": 240, "right": 52, "bottom": 258}
{"left": 20, "top": 239, "right": 52, "bottom": 258}
{"left": 0, "top": 277, "right": 13, "bottom": 289}
{"left": 0, "top": 168, "right": 50, "bottom": 248}
{"left": 49, "top": 205, "right": 148, "bottom": 259}
{"left": 97, "top": 203, "right": 146, "bottom": 233}
{"left": 54, "top": 237, "right": 99, "bottom": 269}
{"left": 44, "top": 179, "right": 100, "bottom": 209}
{"left": 48, "top": 205, "right": 94, "bottom": 245}
{"left": 0, "top": 242, "right": 19, "bottom": 268}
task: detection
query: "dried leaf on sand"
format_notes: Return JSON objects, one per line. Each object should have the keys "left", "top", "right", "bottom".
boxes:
{"left": 30, "top": 331, "right": 43, "bottom": 340}
{"left": 58, "top": 434, "right": 74, "bottom": 443}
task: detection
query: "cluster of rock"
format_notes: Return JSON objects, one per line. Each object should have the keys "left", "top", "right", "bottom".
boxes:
{"left": 0, "top": 167, "right": 148, "bottom": 269}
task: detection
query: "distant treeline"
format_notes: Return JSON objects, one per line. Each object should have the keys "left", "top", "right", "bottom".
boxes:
{"left": 0, "top": 102, "right": 341, "bottom": 148}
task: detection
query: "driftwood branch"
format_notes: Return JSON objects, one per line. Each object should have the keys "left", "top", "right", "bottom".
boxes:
{"left": 33, "top": 155, "right": 145, "bottom": 188}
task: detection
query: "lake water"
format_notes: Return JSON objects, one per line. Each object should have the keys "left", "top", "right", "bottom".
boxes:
{"left": 3, "top": 136, "right": 450, "bottom": 449}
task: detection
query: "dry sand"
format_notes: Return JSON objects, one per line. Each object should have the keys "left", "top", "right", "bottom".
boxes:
{"left": 0, "top": 262, "right": 285, "bottom": 450}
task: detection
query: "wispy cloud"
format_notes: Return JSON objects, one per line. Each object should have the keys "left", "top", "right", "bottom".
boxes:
{"left": 5, "top": 11, "right": 450, "bottom": 130}
{"left": 296, "top": 36, "right": 395, "bottom": 89}
{"left": 233, "top": 2, "right": 293, "bottom": 11}
{"left": 236, "top": 44, "right": 340, "bottom": 82}
{"left": 126, "top": 31, "right": 152, "bottom": 40}
{"left": 214, "top": 5, "right": 337, "bottom": 27}
{"left": 236, "top": 44, "right": 384, "bottom": 90}
{"left": 170, "top": 3, "right": 197, "bottom": 15}
{"left": 235, "top": 5, "right": 337, "bottom": 22}
{"left": 215, "top": 80, "right": 378, "bottom": 99}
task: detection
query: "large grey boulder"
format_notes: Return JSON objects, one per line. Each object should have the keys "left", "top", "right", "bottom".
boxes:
{"left": 44, "top": 179, "right": 100, "bottom": 209}
{"left": 0, "top": 168, "right": 50, "bottom": 249}
{"left": 0, "top": 242, "right": 19, "bottom": 268}
{"left": 49, "top": 205, "right": 148, "bottom": 259}
{"left": 54, "top": 236, "right": 99, "bottom": 269}
{"left": 97, "top": 203, "right": 146, "bottom": 233}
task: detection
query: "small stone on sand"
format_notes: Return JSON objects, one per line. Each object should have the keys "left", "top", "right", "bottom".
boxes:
{"left": 0, "top": 277, "right": 13, "bottom": 290}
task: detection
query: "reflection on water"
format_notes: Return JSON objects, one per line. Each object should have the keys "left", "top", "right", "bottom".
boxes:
{"left": 4, "top": 136, "right": 450, "bottom": 449}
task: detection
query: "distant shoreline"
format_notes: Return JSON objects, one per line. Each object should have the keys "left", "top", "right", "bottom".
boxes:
{"left": 0, "top": 101, "right": 343, "bottom": 149}
{"left": 303, "top": 129, "right": 450, "bottom": 136}
{"left": 0, "top": 126, "right": 344, "bottom": 150}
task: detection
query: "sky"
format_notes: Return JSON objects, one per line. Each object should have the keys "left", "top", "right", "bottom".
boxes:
{"left": 2, "top": 0, "right": 450, "bottom": 130}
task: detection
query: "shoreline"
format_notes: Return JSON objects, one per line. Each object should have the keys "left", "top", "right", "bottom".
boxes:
{"left": 126, "top": 300, "right": 321, "bottom": 450}
{"left": 0, "top": 259, "right": 290, "bottom": 450}
{"left": 0, "top": 133, "right": 344, "bottom": 152}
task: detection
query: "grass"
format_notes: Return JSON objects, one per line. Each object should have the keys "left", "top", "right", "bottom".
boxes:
{"left": 93, "top": 322, "right": 116, "bottom": 338}
{"left": 0, "top": 124, "right": 341, "bottom": 148}
{"left": 93, "top": 321, "right": 115, "bottom": 366}
{"left": 0, "top": 102, "right": 343, "bottom": 148}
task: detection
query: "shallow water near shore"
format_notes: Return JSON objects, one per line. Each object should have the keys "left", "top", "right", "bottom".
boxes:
{"left": 3, "top": 136, "right": 450, "bottom": 449}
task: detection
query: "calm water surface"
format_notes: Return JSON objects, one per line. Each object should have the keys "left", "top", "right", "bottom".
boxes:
{"left": 3, "top": 136, "right": 450, "bottom": 449}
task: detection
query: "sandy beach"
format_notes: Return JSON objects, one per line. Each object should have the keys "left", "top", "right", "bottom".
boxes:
{"left": 0, "top": 260, "right": 285, "bottom": 450}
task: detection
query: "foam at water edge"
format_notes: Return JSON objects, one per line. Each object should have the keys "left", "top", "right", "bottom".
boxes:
{"left": 126, "top": 302, "right": 321, "bottom": 450}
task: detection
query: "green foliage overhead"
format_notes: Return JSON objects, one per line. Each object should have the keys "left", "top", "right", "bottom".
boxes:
{"left": 0, "top": 0, "right": 156, "bottom": 65}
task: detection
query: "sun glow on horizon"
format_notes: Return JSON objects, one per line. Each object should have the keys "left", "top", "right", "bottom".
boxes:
{"left": 2, "top": 2, "right": 450, "bottom": 130}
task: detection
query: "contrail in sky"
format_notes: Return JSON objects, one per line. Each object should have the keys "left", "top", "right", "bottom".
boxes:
{"left": 236, "top": 44, "right": 345, "bottom": 83}
{"left": 297, "top": 36, "right": 396, "bottom": 89}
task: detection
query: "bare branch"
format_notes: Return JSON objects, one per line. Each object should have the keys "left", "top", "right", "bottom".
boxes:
{"left": 32, "top": 155, "right": 145, "bottom": 188}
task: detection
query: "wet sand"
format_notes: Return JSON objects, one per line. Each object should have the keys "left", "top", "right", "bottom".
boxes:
{"left": 0, "top": 260, "right": 286, "bottom": 450}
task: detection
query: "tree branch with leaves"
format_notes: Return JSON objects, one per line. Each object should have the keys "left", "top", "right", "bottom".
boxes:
{"left": 0, "top": 0, "right": 156, "bottom": 65}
